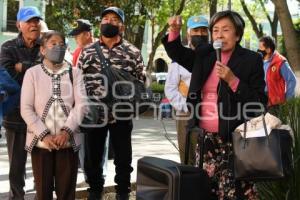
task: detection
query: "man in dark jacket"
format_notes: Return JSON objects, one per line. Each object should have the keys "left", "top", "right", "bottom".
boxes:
{"left": 0, "top": 6, "right": 42, "bottom": 199}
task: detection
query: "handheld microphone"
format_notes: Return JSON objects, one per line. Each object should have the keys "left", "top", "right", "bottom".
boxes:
{"left": 213, "top": 40, "right": 223, "bottom": 62}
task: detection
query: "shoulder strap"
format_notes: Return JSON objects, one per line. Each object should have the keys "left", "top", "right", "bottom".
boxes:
{"left": 121, "top": 43, "right": 129, "bottom": 55}
{"left": 93, "top": 42, "right": 116, "bottom": 87}
{"left": 68, "top": 64, "right": 75, "bottom": 108}
{"left": 94, "top": 42, "right": 110, "bottom": 68}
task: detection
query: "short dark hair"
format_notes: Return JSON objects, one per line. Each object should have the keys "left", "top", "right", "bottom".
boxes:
{"left": 209, "top": 10, "right": 245, "bottom": 43}
{"left": 259, "top": 36, "right": 276, "bottom": 52}
{"left": 41, "top": 31, "right": 66, "bottom": 46}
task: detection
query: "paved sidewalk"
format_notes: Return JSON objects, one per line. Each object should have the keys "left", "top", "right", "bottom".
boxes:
{"left": 0, "top": 117, "right": 179, "bottom": 199}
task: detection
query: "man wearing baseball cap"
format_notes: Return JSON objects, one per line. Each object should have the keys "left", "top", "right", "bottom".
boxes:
{"left": 69, "top": 19, "right": 95, "bottom": 66}
{"left": 164, "top": 15, "right": 209, "bottom": 165}
{"left": 186, "top": 15, "right": 209, "bottom": 48}
{"left": 77, "top": 6, "right": 145, "bottom": 200}
{"left": 0, "top": 6, "right": 42, "bottom": 199}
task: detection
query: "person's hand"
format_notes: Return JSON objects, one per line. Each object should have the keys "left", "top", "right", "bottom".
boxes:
{"left": 168, "top": 15, "right": 182, "bottom": 32}
{"left": 15, "top": 63, "right": 22, "bottom": 73}
{"left": 215, "top": 61, "right": 237, "bottom": 84}
{"left": 53, "top": 130, "right": 70, "bottom": 148}
{"left": 42, "top": 135, "right": 59, "bottom": 151}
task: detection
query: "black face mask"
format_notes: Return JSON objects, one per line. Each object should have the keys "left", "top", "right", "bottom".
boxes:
{"left": 191, "top": 35, "right": 209, "bottom": 48}
{"left": 257, "top": 49, "right": 267, "bottom": 58}
{"left": 101, "top": 23, "right": 119, "bottom": 38}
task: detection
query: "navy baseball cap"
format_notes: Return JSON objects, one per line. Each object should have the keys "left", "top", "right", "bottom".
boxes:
{"left": 69, "top": 19, "right": 92, "bottom": 36}
{"left": 187, "top": 15, "right": 208, "bottom": 29}
{"left": 17, "top": 6, "right": 42, "bottom": 22}
{"left": 101, "top": 7, "right": 125, "bottom": 23}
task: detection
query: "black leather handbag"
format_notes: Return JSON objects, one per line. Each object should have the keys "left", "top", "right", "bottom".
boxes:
{"left": 232, "top": 115, "right": 293, "bottom": 181}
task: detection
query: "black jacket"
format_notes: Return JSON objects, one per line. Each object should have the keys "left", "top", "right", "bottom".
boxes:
{"left": 162, "top": 35, "right": 267, "bottom": 141}
{"left": 0, "top": 33, "right": 41, "bottom": 129}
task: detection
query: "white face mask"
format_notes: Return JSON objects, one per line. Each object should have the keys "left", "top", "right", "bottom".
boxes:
{"left": 45, "top": 45, "right": 67, "bottom": 64}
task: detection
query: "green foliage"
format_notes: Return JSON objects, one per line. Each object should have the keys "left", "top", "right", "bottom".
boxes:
{"left": 233, "top": 0, "right": 271, "bottom": 48}
{"left": 145, "top": 0, "right": 203, "bottom": 41}
{"left": 257, "top": 97, "right": 300, "bottom": 200}
{"left": 6, "top": 0, "right": 19, "bottom": 32}
{"left": 277, "top": 18, "right": 300, "bottom": 56}
{"left": 44, "top": 0, "right": 164, "bottom": 48}
{"left": 45, "top": 0, "right": 104, "bottom": 34}
{"left": 150, "top": 82, "right": 165, "bottom": 94}
{"left": 295, "top": 18, "right": 300, "bottom": 31}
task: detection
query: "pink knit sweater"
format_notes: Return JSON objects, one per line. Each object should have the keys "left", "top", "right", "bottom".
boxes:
{"left": 21, "top": 63, "right": 88, "bottom": 153}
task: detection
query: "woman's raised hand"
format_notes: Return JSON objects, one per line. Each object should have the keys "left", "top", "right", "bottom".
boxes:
{"left": 168, "top": 15, "right": 182, "bottom": 32}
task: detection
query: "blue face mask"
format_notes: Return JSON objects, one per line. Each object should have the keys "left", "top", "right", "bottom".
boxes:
{"left": 45, "top": 45, "right": 67, "bottom": 64}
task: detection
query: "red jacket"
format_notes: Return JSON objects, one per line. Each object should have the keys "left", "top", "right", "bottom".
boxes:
{"left": 266, "top": 52, "right": 286, "bottom": 106}
{"left": 72, "top": 47, "right": 82, "bottom": 67}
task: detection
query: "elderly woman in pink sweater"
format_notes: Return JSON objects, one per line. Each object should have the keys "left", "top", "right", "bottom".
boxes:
{"left": 21, "top": 31, "right": 87, "bottom": 200}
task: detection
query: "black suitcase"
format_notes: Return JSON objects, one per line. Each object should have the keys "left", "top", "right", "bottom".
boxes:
{"left": 136, "top": 126, "right": 210, "bottom": 200}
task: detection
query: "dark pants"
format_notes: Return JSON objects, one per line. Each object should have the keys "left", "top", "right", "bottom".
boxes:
{"left": 5, "top": 128, "right": 27, "bottom": 200}
{"left": 84, "top": 120, "right": 133, "bottom": 195}
{"left": 31, "top": 147, "right": 78, "bottom": 200}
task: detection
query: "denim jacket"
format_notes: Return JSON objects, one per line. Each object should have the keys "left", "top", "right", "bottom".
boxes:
{"left": 0, "top": 67, "right": 20, "bottom": 125}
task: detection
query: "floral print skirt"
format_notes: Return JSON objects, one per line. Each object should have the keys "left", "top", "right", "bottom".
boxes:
{"left": 195, "top": 132, "right": 259, "bottom": 200}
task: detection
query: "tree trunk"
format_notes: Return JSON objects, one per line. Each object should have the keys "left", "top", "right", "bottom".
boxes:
{"left": 272, "top": 0, "right": 300, "bottom": 71}
{"left": 271, "top": 11, "right": 278, "bottom": 42}
{"left": 240, "top": 0, "right": 263, "bottom": 38}
{"left": 135, "top": 26, "right": 146, "bottom": 49}
{"left": 209, "top": 0, "right": 217, "bottom": 18}
{"left": 146, "top": 0, "right": 186, "bottom": 72}
{"left": 146, "top": 25, "right": 168, "bottom": 72}
{"left": 125, "top": 27, "right": 145, "bottom": 49}
{"left": 258, "top": 0, "right": 278, "bottom": 42}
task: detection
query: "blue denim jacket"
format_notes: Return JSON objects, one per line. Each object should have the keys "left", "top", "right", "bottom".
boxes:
{"left": 0, "top": 68, "right": 20, "bottom": 125}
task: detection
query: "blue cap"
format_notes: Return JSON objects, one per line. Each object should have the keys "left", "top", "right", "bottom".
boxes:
{"left": 187, "top": 15, "right": 208, "bottom": 29}
{"left": 101, "top": 7, "right": 125, "bottom": 23}
{"left": 17, "top": 6, "right": 42, "bottom": 22}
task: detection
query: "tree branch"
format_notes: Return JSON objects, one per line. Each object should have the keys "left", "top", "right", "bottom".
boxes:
{"left": 209, "top": 0, "right": 218, "bottom": 18}
{"left": 240, "top": 0, "right": 263, "bottom": 38}
{"left": 271, "top": 10, "right": 279, "bottom": 42}
{"left": 258, "top": 0, "right": 272, "bottom": 25}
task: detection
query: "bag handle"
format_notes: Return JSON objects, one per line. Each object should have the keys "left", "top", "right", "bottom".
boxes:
{"left": 243, "top": 114, "right": 269, "bottom": 147}
{"left": 93, "top": 42, "right": 118, "bottom": 92}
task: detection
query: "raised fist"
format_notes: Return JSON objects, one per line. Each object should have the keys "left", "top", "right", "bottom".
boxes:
{"left": 168, "top": 15, "right": 182, "bottom": 32}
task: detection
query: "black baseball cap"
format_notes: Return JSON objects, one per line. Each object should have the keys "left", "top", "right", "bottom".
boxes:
{"left": 101, "top": 7, "right": 125, "bottom": 23}
{"left": 69, "top": 19, "right": 92, "bottom": 36}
